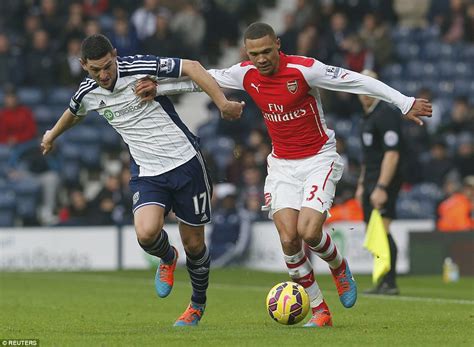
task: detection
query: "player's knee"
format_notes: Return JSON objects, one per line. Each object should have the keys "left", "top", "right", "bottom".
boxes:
{"left": 183, "top": 238, "right": 205, "bottom": 256}
{"left": 279, "top": 237, "right": 301, "bottom": 254}
{"left": 297, "top": 217, "right": 324, "bottom": 244}
{"left": 135, "top": 220, "right": 164, "bottom": 244}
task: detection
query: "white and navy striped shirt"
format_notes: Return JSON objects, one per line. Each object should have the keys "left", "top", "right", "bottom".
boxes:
{"left": 69, "top": 55, "right": 198, "bottom": 178}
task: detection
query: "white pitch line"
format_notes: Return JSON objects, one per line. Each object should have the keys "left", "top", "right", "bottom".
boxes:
{"left": 6, "top": 273, "right": 473, "bottom": 306}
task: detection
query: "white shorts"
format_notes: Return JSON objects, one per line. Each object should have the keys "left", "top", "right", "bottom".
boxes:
{"left": 263, "top": 149, "right": 344, "bottom": 219}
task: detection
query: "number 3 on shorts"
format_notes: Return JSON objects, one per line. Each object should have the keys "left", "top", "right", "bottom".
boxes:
{"left": 306, "top": 185, "right": 318, "bottom": 201}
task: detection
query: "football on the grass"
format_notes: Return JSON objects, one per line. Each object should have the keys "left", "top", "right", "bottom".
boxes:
{"left": 266, "top": 281, "right": 310, "bottom": 325}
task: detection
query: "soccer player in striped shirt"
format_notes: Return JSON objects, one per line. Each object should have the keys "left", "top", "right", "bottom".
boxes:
{"left": 139, "top": 22, "right": 432, "bottom": 327}
{"left": 41, "top": 34, "right": 244, "bottom": 326}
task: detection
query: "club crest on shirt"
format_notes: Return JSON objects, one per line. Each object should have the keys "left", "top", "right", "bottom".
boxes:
{"left": 287, "top": 80, "right": 298, "bottom": 94}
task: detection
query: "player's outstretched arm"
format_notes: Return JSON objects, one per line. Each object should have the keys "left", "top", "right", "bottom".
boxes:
{"left": 181, "top": 60, "right": 245, "bottom": 120}
{"left": 41, "top": 109, "right": 82, "bottom": 155}
{"left": 403, "top": 98, "right": 432, "bottom": 126}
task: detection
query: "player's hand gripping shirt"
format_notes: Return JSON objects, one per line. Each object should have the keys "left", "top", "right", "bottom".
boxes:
{"left": 69, "top": 55, "right": 197, "bottom": 177}
{"left": 157, "top": 53, "right": 415, "bottom": 160}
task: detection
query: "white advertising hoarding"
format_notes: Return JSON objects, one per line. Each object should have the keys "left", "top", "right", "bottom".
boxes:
{"left": 242, "top": 220, "right": 434, "bottom": 274}
{"left": 0, "top": 227, "right": 117, "bottom": 271}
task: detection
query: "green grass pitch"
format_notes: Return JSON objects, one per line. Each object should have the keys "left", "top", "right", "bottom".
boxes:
{"left": 1, "top": 268, "right": 473, "bottom": 346}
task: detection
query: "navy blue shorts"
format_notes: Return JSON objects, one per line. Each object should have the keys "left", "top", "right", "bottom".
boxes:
{"left": 129, "top": 153, "right": 213, "bottom": 226}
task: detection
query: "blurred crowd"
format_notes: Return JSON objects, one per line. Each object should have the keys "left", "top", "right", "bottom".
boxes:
{"left": 0, "top": 0, "right": 473, "bottom": 240}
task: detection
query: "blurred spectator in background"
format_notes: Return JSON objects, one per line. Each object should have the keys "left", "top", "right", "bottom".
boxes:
{"left": 170, "top": 0, "right": 205, "bottom": 60}
{"left": 0, "top": 33, "right": 23, "bottom": 85}
{"left": 59, "top": 2, "right": 85, "bottom": 50}
{"left": 210, "top": 183, "right": 251, "bottom": 267}
{"left": 278, "top": 12, "right": 298, "bottom": 54}
{"left": 438, "top": 96, "right": 474, "bottom": 136}
{"left": 90, "top": 174, "right": 123, "bottom": 225}
{"left": 325, "top": 11, "right": 350, "bottom": 65}
{"left": 455, "top": 134, "right": 474, "bottom": 178}
{"left": 21, "top": 12, "right": 42, "bottom": 51}
{"left": 341, "top": 34, "right": 374, "bottom": 72}
{"left": 393, "top": 0, "right": 430, "bottom": 29}
{"left": 437, "top": 175, "right": 474, "bottom": 231}
{"left": 109, "top": 10, "right": 140, "bottom": 56}
{"left": 24, "top": 29, "right": 56, "bottom": 88}
{"left": 440, "top": 0, "right": 467, "bottom": 44}
{"left": 39, "top": 0, "right": 63, "bottom": 39}
{"left": 421, "top": 140, "right": 454, "bottom": 186}
{"left": 58, "top": 184, "right": 94, "bottom": 226}
{"left": 83, "top": 0, "right": 109, "bottom": 18}
{"left": 359, "top": 12, "right": 393, "bottom": 70}
{"left": 84, "top": 18, "right": 101, "bottom": 37}
{"left": 296, "top": 24, "right": 329, "bottom": 62}
{"left": 0, "top": 86, "right": 36, "bottom": 145}
{"left": 141, "top": 9, "right": 181, "bottom": 57}
{"left": 0, "top": 87, "right": 59, "bottom": 225}
{"left": 58, "top": 37, "right": 86, "bottom": 87}
{"left": 465, "top": 2, "right": 474, "bottom": 42}
{"left": 131, "top": 0, "right": 160, "bottom": 41}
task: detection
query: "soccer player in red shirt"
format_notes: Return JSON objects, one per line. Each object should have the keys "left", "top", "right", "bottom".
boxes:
{"left": 137, "top": 22, "right": 432, "bottom": 327}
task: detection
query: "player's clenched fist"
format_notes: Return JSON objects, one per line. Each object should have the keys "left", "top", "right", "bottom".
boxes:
{"left": 220, "top": 100, "right": 246, "bottom": 121}
{"left": 135, "top": 78, "right": 157, "bottom": 101}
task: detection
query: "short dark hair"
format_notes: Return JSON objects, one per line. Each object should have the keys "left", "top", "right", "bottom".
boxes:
{"left": 244, "top": 22, "right": 276, "bottom": 41}
{"left": 81, "top": 34, "right": 114, "bottom": 61}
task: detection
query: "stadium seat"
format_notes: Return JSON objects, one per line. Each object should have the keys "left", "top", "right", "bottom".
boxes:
{"left": 11, "top": 178, "right": 41, "bottom": 221}
{"left": 63, "top": 125, "right": 102, "bottom": 144}
{"left": 434, "top": 81, "right": 455, "bottom": 97}
{"left": 453, "top": 80, "right": 472, "bottom": 97}
{"left": 380, "top": 63, "right": 404, "bottom": 80}
{"left": 437, "top": 61, "right": 457, "bottom": 78}
{"left": 391, "top": 26, "right": 412, "bottom": 42}
{"left": 0, "top": 210, "right": 15, "bottom": 227}
{"left": 345, "top": 135, "right": 362, "bottom": 162}
{"left": 80, "top": 144, "right": 102, "bottom": 169}
{"left": 406, "top": 61, "right": 426, "bottom": 78}
{"left": 396, "top": 42, "right": 420, "bottom": 61}
{"left": 460, "top": 44, "right": 474, "bottom": 61}
{"left": 59, "top": 142, "right": 82, "bottom": 160}
{"left": 61, "top": 160, "right": 81, "bottom": 184}
{"left": 422, "top": 41, "right": 441, "bottom": 61}
{"left": 454, "top": 62, "right": 472, "bottom": 78}
{"left": 17, "top": 87, "right": 43, "bottom": 105}
{"left": 197, "top": 121, "right": 219, "bottom": 146}
{"left": 204, "top": 136, "right": 235, "bottom": 174}
{"left": 333, "top": 119, "right": 352, "bottom": 139}
{"left": 100, "top": 126, "right": 123, "bottom": 150}
{"left": 48, "top": 87, "right": 75, "bottom": 105}
{"left": 0, "top": 145, "right": 11, "bottom": 164}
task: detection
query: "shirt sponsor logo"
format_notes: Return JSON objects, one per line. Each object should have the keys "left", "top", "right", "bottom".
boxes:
{"left": 102, "top": 102, "right": 145, "bottom": 121}
{"left": 103, "top": 109, "right": 114, "bottom": 121}
{"left": 287, "top": 80, "right": 298, "bottom": 94}
{"left": 262, "top": 108, "right": 308, "bottom": 123}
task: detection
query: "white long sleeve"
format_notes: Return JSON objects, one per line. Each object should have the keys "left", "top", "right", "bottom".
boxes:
{"left": 296, "top": 60, "right": 415, "bottom": 115}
